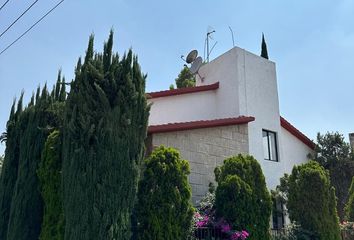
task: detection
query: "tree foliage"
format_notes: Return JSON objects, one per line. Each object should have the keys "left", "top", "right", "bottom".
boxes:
{"left": 345, "top": 177, "right": 354, "bottom": 221}
{"left": 0, "top": 98, "right": 23, "bottom": 240}
{"left": 287, "top": 161, "right": 341, "bottom": 240}
{"left": 214, "top": 154, "right": 272, "bottom": 240}
{"left": 311, "top": 132, "right": 353, "bottom": 168}
{"left": 261, "top": 33, "right": 269, "bottom": 59}
{"left": 310, "top": 132, "right": 354, "bottom": 220}
{"left": 134, "top": 146, "right": 193, "bottom": 240}
{"left": 175, "top": 66, "right": 195, "bottom": 88}
{"left": 0, "top": 154, "right": 4, "bottom": 174}
{"left": 62, "top": 31, "right": 149, "bottom": 240}
{"left": 37, "top": 130, "right": 64, "bottom": 240}
{"left": 0, "top": 74, "right": 66, "bottom": 240}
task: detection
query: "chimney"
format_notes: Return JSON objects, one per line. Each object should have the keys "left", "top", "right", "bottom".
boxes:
{"left": 349, "top": 133, "right": 354, "bottom": 150}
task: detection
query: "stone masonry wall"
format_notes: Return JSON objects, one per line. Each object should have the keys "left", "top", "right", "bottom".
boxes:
{"left": 151, "top": 124, "right": 249, "bottom": 204}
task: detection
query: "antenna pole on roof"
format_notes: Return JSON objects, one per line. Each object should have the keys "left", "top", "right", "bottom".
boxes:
{"left": 206, "top": 29, "right": 215, "bottom": 62}
{"left": 229, "top": 26, "right": 235, "bottom": 47}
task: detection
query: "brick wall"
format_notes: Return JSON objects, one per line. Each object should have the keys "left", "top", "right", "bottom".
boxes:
{"left": 151, "top": 124, "right": 249, "bottom": 204}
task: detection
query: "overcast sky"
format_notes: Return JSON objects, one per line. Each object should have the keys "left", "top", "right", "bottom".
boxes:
{"left": 0, "top": 0, "right": 353, "bottom": 155}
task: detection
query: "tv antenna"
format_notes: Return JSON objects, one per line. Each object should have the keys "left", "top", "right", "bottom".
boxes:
{"left": 204, "top": 27, "right": 217, "bottom": 62}
{"left": 181, "top": 50, "right": 204, "bottom": 81}
{"left": 229, "top": 26, "right": 235, "bottom": 47}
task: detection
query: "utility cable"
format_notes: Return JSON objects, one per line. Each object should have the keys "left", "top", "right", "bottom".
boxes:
{"left": 0, "top": 0, "right": 64, "bottom": 56}
{"left": 0, "top": 0, "right": 39, "bottom": 39}
{"left": 0, "top": 0, "right": 10, "bottom": 12}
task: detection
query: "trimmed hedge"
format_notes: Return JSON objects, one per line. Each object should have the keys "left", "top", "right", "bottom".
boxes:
{"left": 215, "top": 154, "right": 272, "bottom": 240}
{"left": 288, "top": 161, "right": 341, "bottom": 240}
{"left": 134, "top": 146, "right": 193, "bottom": 240}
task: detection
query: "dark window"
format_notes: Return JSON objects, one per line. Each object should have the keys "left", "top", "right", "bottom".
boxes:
{"left": 272, "top": 199, "right": 285, "bottom": 230}
{"left": 262, "top": 129, "right": 278, "bottom": 161}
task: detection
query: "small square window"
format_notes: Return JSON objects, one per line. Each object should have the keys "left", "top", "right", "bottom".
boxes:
{"left": 263, "top": 129, "right": 278, "bottom": 161}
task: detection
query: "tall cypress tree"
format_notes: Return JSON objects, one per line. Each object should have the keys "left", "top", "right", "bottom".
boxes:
{"left": 62, "top": 31, "right": 149, "bottom": 240}
{"left": 288, "top": 161, "right": 341, "bottom": 240}
{"left": 0, "top": 96, "right": 23, "bottom": 240}
{"left": 37, "top": 130, "right": 65, "bottom": 240}
{"left": 1, "top": 77, "right": 66, "bottom": 240}
{"left": 37, "top": 73, "right": 66, "bottom": 240}
{"left": 261, "top": 33, "right": 269, "bottom": 59}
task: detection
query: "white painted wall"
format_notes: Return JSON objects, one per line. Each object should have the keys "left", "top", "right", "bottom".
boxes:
{"left": 198, "top": 47, "right": 312, "bottom": 189}
{"left": 280, "top": 127, "right": 313, "bottom": 174}
{"left": 148, "top": 91, "right": 218, "bottom": 125}
{"left": 149, "top": 46, "right": 312, "bottom": 190}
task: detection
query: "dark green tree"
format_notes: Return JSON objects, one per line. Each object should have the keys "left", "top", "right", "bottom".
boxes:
{"left": 345, "top": 177, "right": 354, "bottom": 221}
{"left": 62, "top": 31, "right": 149, "bottom": 240}
{"left": 3, "top": 79, "right": 66, "bottom": 240}
{"left": 261, "top": 33, "right": 269, "bottom": 59}
{"left": 310, "top": 132, "right": 354, "bottom": 220}
{"left": 0, "top": 154, "right": 3, "bottom": 174}
{"left": 175, "top": 66, "right": 195, "bottom": 88}
{"left": 37, "top": 130, "right": 65, "bottom": 240}
{"left": 214, "top": 154, "right": 272, "bottom": 240}
{"left": 287, "top": 161, "right": 341, "bottom": 240}
{"left": 215, "top": 175, "right": 254, "bottom": 230}
{"left": 0, "top": 97, "right": 23, "bottom": 240}
{"left": 134, "top": 146, "right": 193, "bottom": 240}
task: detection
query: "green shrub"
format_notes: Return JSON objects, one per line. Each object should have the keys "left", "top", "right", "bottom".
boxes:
{"left": 215, "top": 175, "right": 253, "bottom": 230}
{"left": 37, "top": 130, "right": 64, "bottom": 240}
{"left": 215, "top": 154, "right": 272, "bottom": 240}
{"left": 134, "top": 146, "right": 194, "bottom": 240}
{"left": 62, "top": 32, "right": 149, "bottom": 240}
{"left": 287, "top": 161, "right": 341, "bottom": 240}
{"left": 345, "top": 177, "right": 354, "bottom": 221}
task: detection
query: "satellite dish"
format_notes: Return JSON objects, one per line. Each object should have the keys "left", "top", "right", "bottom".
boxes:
{"left": 186, "top": 50, "right": 198, "bottom": 64}
{"left": 189, "top": 56, "right": 203, "bottom": 74}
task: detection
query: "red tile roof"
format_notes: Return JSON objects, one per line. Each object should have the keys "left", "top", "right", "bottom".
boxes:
{"left": 147, "top": 82, "right": 219, "bottom": 99}
{"left": 148, "top": 116, "right": 255, "bottom": 134}
{"left": 280, "top": 116, "right": 315, "bottom": 150}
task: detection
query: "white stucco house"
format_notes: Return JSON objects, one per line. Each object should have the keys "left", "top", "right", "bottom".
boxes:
{"left": 146, "top": 47, "right": 314, "bottom": 227}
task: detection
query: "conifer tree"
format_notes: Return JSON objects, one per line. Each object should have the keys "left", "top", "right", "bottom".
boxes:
{"left": 37, "top": 129, "right": 65, "bottom": 240}
{"left": 261, "top": 33, "right": 269, "bottom": 59}
{"left": 287, "top": 161, "right": 341, "bottom": 240}
{"left": 214, "top": 154, "right": 272, "bottom": 240}
{"left": 345, "top": 177, "right": 354, "bottom": 221}
{"left": 175, "top": 66, "right": 195, "bottom": 88}
{"left": 0, "top": 97, "right": 23, "bottom": 240}
{"left": 62, "top": 31, "right": 149, "bottom": 240}
{"left": 134, "top": 146, "right": 193, "bottom": 240}
{"left": 3, "top": 79, "right": 66, "bottom": 240}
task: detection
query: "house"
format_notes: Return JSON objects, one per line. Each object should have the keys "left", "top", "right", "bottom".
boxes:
{"left": 146, "top": 47, "right": 314, "bottom": 220}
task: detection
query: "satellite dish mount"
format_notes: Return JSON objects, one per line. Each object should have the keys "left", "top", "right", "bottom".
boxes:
{"left": 181, "top": 49, "right": 205, "bottom": 82}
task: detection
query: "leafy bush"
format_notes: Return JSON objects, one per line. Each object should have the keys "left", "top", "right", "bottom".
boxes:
{"left": 134, "top": 146, "right": 193, "bottom": 240}
{"left": 287, "top": 161, "right": 341, "bottom": 240}
{"left": 62, "top": 32, "right": 149, "bottom": 240}
{"left": 214, "top": 154, "right": 272, "bottom": 240}
{"left": 37, "top": 130, "right": 64, "bottom": 240}
{"left": 310, "top": 132, "right": 354, "bottom": 220}
{"left": 345, "top": 177, "right": 354, "bottom": 221}
{"left": 192, "top": 191, "right": 249, "bottom": 240}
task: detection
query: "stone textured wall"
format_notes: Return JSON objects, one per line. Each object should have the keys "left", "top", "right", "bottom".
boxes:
{"left": 151, "top": 124, "right": 249, "bottom": 204}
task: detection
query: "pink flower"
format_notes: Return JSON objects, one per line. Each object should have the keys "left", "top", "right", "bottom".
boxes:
{"left": 196, "top": 221, "right": 206, "bottom": 227}
{"left": 241, "top": 230, "right": 249, "bottom": 238}
{"left": 220, "top": 223, "right": 231, "bottom": 233}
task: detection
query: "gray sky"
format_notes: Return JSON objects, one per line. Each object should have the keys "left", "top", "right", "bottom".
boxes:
{"left": 0, "top": 0, "right": 353, "bottom": 155}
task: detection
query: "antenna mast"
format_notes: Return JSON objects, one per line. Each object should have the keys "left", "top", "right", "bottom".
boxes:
{"left": 206, "top": 30, "right": 215, "bottom": 62}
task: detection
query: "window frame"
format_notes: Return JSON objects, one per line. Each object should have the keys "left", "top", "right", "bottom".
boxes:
{"left": 262, "top": 129, "right": 279, "bottom": 162}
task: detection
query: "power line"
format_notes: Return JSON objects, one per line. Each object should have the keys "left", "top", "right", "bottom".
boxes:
{"left": 0, "top": 0, "right": 10, "bottom": 12}
{"left": 0, "top": 0, "right": 64, "bottom": 56}
{"left": 0, "top": 0, "right": 39, "bottom": 39}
